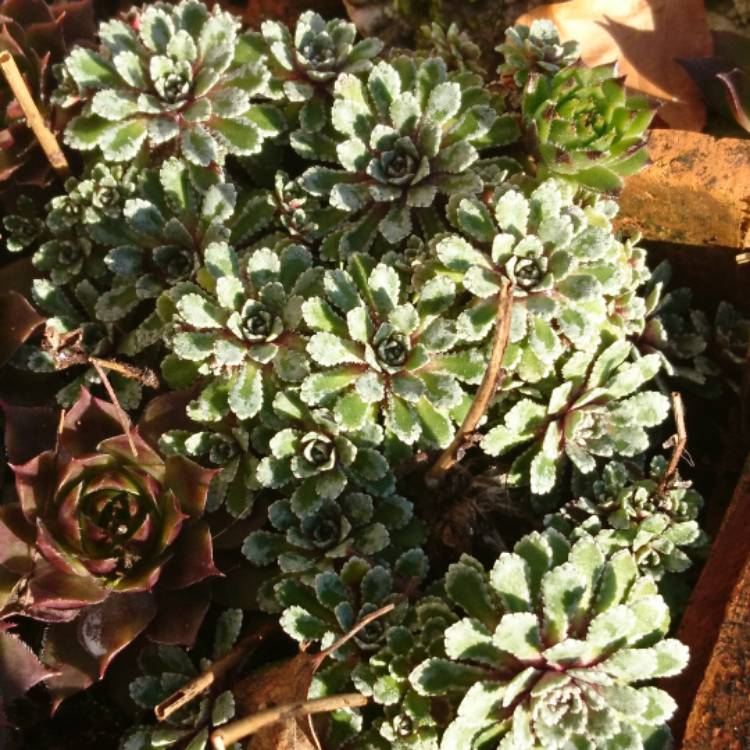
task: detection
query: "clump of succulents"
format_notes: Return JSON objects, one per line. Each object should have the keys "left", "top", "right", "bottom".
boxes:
{"left": 497, "top": 20, "right": 580, "bottom": 88}
{"left": 0, "top": 389, "right": 218, "bottom": 704}
{"left": 59, "top": 0, "right": 281, "bottom": 166}
{"left": 302, "top": 56, "right": 518, "bottom": 254}
{"left": 410, "top": 530, "right": 689, "bottom": 749}
{"left": 546, "top": 457, "right": 707, "bottom": 580}
{"left": 0, "top": 4, "right": 719, "bottom": 747}
{"left": 521, "top": 61, "right": 657, "bottom": 192}
{"left": 482, "top": 337, "right": 670, "bottom": 494}
{"left": 123, "top": 610, "right": 244, "bottom": 750}
{"left": 638, "top": 262, "right": 750, "bottom": 394}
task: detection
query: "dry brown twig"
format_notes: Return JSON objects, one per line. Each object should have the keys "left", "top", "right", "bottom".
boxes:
{"left": 660, "top": 392, "right": 687, "bottom": 491}
{"left": 91, "top": 359, "right": 138, "bottom": 458}
{"left": 0, "top": 52, "right": 70, "bottom": 177}
{"left": 155, "top": 618, "right": 276, "bottom": 721}
{"left": 89, "top": 356, "right": 161, "bottom": 389}
{"left": 210, "top": 694, "right": 369, "bottom": 750}
{"left": 426, "top": 281, "right": 515, "bottom": 486}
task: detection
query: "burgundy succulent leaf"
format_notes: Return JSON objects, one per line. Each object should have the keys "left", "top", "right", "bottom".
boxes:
{"left": 146, "top": 581, "right": 212, "bottom": 646}
{"left": 0, "top": 625, "right": 56, "bottom": 714}
{"left": 0, "top": 388, "right": 220, "bottom": 704}
{"left": 2, "top": 402, "right": 58, "bottom": 465}
{"left": 0, "top": 292, "right": 45, "bottom": 369}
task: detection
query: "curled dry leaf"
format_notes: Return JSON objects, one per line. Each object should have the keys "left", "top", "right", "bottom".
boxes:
{"left": 233, "top": 652, "right": 320, "bottom": 750}
{"left": 517, "top": 0, "right": 713, "bottom": 130}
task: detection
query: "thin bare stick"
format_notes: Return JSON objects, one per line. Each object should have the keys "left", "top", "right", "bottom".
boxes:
{"left": 661, "top": 392, "right": 687, "bottom": 490}
{"left": 91, "top": 359, "right": 137, "bottom": 458}
{"left": 426, "top": 281, "right": 515, "bottom": 486}
{"left": 317, "top": 602, "right": 396, "bottom": 664}
{"left": 89, "top": 356, "right": 160, "bottom": 389}
{"left": 210, "top": 693, "right": 369, "bottom": 750}
{"left": 0, "top": 52, "right": 69, "bottom": 177}
{"left": 155, "top": 619, "right": 275, "bottom": 722}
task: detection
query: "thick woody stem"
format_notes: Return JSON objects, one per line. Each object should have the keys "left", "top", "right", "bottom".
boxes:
{"left": 0, "top": 52, "right": 70, "bottom": 177}
{"left": 209, "top": 694, "right": 369, "bottom": 750}
{"left": 155, "top": 618, "right": 276, "bottom": 721}
{"left": 426, "top": 281, "right": 515, "bottom": 486}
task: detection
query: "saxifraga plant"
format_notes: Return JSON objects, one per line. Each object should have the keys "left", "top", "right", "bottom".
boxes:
{"left": 0, "top": 5, "right": 716, "bottom": 749}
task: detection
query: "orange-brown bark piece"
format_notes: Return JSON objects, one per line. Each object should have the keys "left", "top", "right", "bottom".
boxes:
{"left": 663, "top": 452, "right": 750, "bottom": 742}
{"left": 517, "top": 0, "right": 712, "bottom": 130}
{"left": 617, "top": 130, "right": 750, "bottom": 249}
{"left": 681, "top": 535, "right": 750, "bottom": 749}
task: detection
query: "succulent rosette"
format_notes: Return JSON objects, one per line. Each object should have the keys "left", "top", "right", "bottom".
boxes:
{"left": 277, "top": 549, "right": 428, "bottom": 654}
{"left": 410, "top": 531, "right": 689, "bottom": 750}
{"left": 123, "top": 610, "right": 243, "bottom": 750}
{"left": 161, "top": 241, "right": 322, "bottom": 426}
{"left": 418, "top": 22, "right": 486, "bottom": 77}
{"left": 247, "top": 10, "right": 383, "bottom": 163}
{"left": 353, "top": 596, "right": 461, "bottom": 749}
{"left": 497, "top": 21, "right": 579, "bottom": 88}
{"left": 253, "top": 391, "right": 395, "bottom": 511}
{"left": 267, "top": 170, "right": 346, "bottom": 245}
{"left": 301, "top": 57, "right": 518, "bottom": 255}
{"left": 257, "top": 11, "right": 383, "bottom": 100}
{"left": 637, "top": 262, "right": 750, "bottom": 394}
{"left": 60, "top": 0, "right": 281, "bottom": 166}
{"left": 243, "top": 491, "right": 412, "bottom": 580}
{"left": 301, "top": 256, "right": 487, "bottom": 448}
{"left": 434, "top": 179, "right": 649, "bottom": 383}
{"left": 481, "top": 338, "right": 669, "bottom": 494}
{"left": 522, "top": 61, "right": 657, "bottom": 192}
{"left": 0, "top": 390, "right": 219, "bottom": 703}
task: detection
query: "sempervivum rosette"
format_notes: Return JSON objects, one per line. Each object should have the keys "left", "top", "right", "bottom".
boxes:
{"left": 0, "top": 389, "right": 219, "bottom": 706}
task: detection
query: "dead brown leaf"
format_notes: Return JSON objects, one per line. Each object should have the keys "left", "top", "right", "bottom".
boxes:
{"left": 517, "top": 0, "right": 714, "bottom": 131}
{"left": 233, "top": 653, "right": 320, "bottom": 750}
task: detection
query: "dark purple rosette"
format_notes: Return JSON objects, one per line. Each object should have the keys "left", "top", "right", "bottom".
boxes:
{"left": 0, "top": 389, "right": 220, "bottom": 707}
